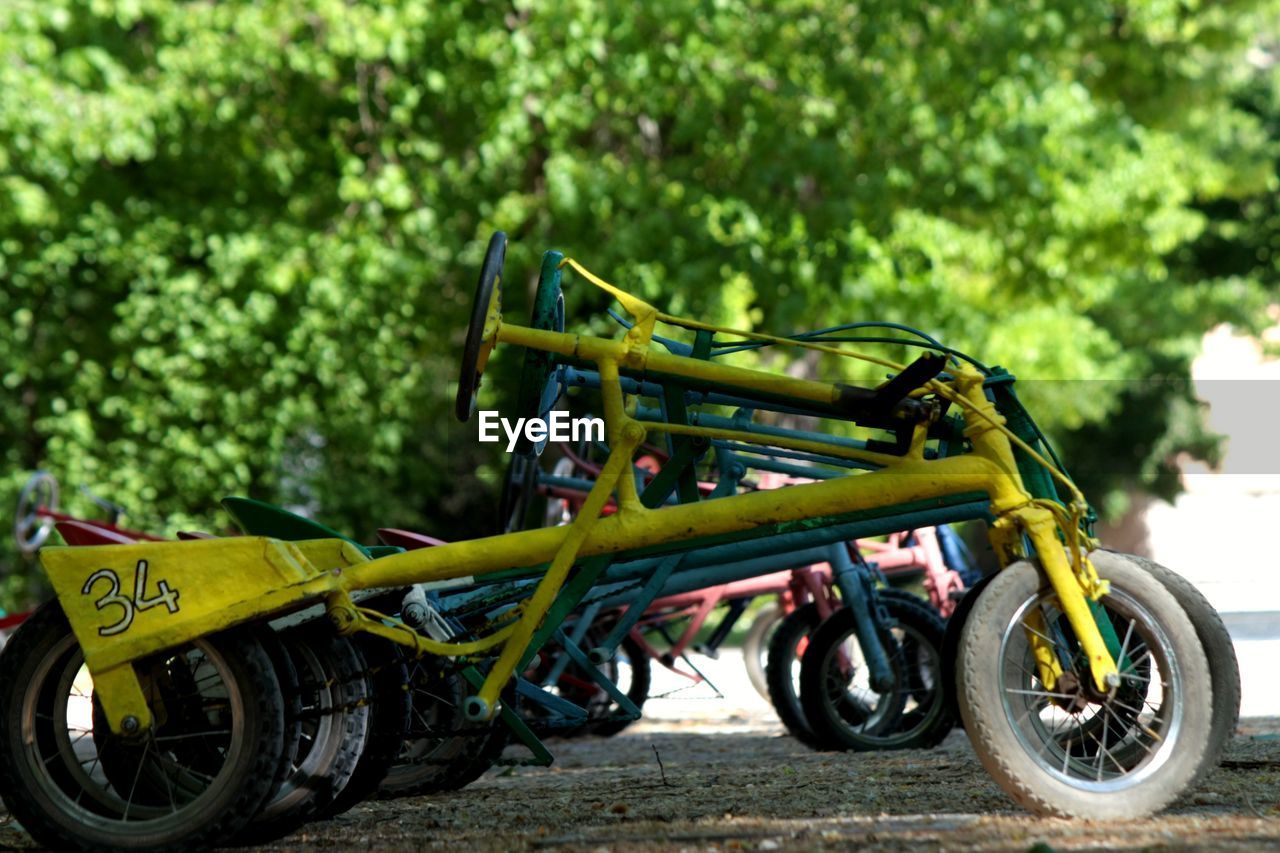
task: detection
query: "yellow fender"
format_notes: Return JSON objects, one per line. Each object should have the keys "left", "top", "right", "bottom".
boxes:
{"left": 40, "top": 536, "right": 343, "bottom": 732}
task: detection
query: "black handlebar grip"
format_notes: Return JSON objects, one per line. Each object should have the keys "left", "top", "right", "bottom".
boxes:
{"left": 833, "top": 351, "right": 947, "bottom": 422}
{"left": 870, "top": 351, "right": 947, "bottom": 413}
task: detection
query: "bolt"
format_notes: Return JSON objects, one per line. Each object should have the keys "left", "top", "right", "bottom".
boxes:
{"left": 1104, "top": 671, "right": 1121, "bottom": 690}
{"left": 328, "top": 607, "right": 355, "bottom": 632}
{"left": 463, "top": 696, "right": 490, "bottom": 721}
{"left": 121, "top": 715, "right": 140, "bottom": 734}
{"left": 402, "top": 603, "right": 427, "bottom": 628}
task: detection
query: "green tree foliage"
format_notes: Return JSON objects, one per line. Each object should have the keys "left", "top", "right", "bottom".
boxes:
{"left": 2, "top": 1, "right": 1278, "bottom": 608}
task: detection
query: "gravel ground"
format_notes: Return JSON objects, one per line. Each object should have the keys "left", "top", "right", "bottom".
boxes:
{"left": 2, "top": 654, "right": 1278, "bottom": 852}
{"left": 251, "top": 715, "right": 1280, "bottom": 852}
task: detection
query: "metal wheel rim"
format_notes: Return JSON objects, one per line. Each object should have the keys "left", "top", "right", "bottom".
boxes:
{"left": 998, "top": 587, "right": 1182, "bottom": 792}
{"left": 20, "top": 634, "right": 246, "bottom": 835}
{"left": 819, "top": 621, "right": 938, "bottom": 743}
{"left": 384, "top": 660, "right": 465, "bottom": 786}
{"left": 259, "top": 640, "right": 343, "bottom": 816}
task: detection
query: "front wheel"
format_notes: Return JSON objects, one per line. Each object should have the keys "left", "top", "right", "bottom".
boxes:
{"left": 0, "top": 602, "right": 285, "bottom": 852}
{"left": 956, "top": 559, "right": 1213, "bottom": 818}
{"left": 741, "top": 604, "right": 784, "bottom": 702}
{"left": 798, "top": 592, "right": 953, "bottom": 751}
{"left": 1094, "top": 550, "right": 1239, "bottom": 788}
{"left": 764, "top": 603, "right": 823, "bottom": 747}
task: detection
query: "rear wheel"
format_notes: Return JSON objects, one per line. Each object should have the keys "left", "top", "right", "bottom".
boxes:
{"left": 957, "top": 559, "right": 1213, "bottom": 818}
{"left": 0, "top": 602, "right": 285, "bottom": 852}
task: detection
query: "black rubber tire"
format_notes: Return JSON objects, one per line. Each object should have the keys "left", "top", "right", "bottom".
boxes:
{"left": 500, "top": 453, "right": 538, "bottom": 534}
{"left": 1094, "top": 550, "right": 1239, "bottom": 787}
{"left": 589, "top": 633, "right": 652, "bottom": 737}
{"left": 957, "top": 559, "right": 1213, "bottom": 818}
{"left": 378, "top": 658, "right": 510, "bottom": 798}
{"left": 254, "top": 626, "right": 304, "bottom": 815}
{"left": 455, "top": 231, "right": 506, "bottom": 422}
{"left": 235, "top": 623, "right": 370, "bottom": 844}
{"left": 799, "top": 592, "right": 953, "bottom": 751}
{"left": 314, "top": 633, "right": 411, "bottom": 817}
{"left": 0, "top": 601, "right": 285, "bottom": 853}
{"left": 940, "top": 573, "right": 997, "bottom": 724}
{"left": 527, "top": 626, "right": 617, "bottom": 739}
{"left": 764, "top": 603, "right": 823, "bottom": 748}
{"left": 429, "top": 720, "right": 510, "bottom": 792}
{"left": 741, "top": 605, "right": 783, "bottom": 701}
{"left": 512, "top": 249, "right": 566, "bottom": 457}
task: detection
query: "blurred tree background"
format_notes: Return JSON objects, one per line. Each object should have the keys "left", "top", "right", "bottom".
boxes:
{"left": 2, "top": 0, "right": 1279, "bottom": 610}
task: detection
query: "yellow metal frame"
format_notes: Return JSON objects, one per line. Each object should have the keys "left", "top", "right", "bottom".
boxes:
{"left": 39, "top": 259, "right": 1117, "bottom": 732}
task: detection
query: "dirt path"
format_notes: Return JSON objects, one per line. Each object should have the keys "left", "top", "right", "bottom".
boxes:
{"left": 242, "top": 715, "right": 1280, "bottom": 852}
{"left": 2, "top": 655, "right": 1277, "bottom": 851}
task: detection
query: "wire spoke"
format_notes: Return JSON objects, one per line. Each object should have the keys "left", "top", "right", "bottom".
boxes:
{"left": 121, "top": 739, "right": 152, "bottom": 822}
{"left": 149, "top": 750, "right": 217, "bottom": 785}
{"left": 152, "top": 730, "right": 232, "bottom": 743}
{"left": 1003, "top": 687, "right": 1081, "bottom": 701}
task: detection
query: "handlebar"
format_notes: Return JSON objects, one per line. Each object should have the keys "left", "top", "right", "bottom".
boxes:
{"left": 834, "top": 352, "right": 946, "bottom": 424}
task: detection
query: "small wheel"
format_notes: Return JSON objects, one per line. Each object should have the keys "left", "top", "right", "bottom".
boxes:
{"left": 237, "top": 623, "right": 370, "bottom": 844}
{"left": 525, "top": 624, "right": 616, "bottom": 738}
{"left": 378, "top": 657, "right": 509, "bottom": 798}
{"left": 764, "top": 603, "right": 823, "bottom": 747}
{"left": 500, "top": 453, "right": 539, "bottom": 534}
{"left": 512, "top": 250, "right": 567, "bottom": 457}
{"left": 0, "top": 601, "right": 286, "bottom": 853}
{"left": 253, "top": 626, "right": 304, "bottom": 821}
{"left": 741, "top": 604, "right": 784, "bottom": 701}
{"left": 315, "top": 632, "right": 412, "bottom": 817}
{"left": 799, "top": 592, "right": 953, "bottom": 751}
{"left": 14, "top": 471, "right": 59, "bottom": 554}
{"left": 1094, "top": 550, "right": 1239, "bottom": 788}
{"left": 589, "top": 633, "right": 652, "bottom": 737}
{"left": 956, "top": 558, "right": 1213, "bottom": 818}
{"left": 455, "top": 231, "right": 507, "bottom": 422}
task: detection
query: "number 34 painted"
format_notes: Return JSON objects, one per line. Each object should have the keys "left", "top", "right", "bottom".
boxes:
{"left": 81, "top": 560, "right": 181, "bottom": 637}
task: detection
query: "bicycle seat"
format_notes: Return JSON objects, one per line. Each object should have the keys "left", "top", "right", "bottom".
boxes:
{"left": 377, "top": 528, "right": 448, "bottom": 551}
{"left": 55, "top": 520, "right": 139, "bottom": 546}
{"left": 221, "top": 496, "right": 373, "bottom": 557}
